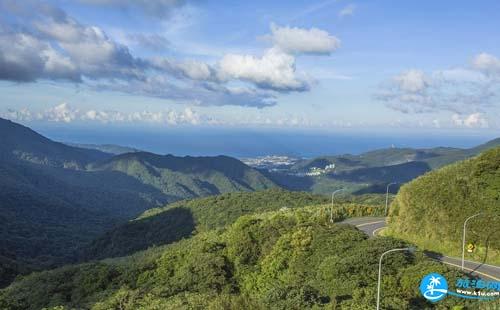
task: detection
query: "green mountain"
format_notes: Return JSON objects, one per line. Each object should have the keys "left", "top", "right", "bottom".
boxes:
{"left": 294, "top": 139, "right": 500, "bottom": 173}
{"left": 89, "top": 152, "right": 276, "bottom": 201}
{"left": 82, "top": 189, "right": 329, "bottom": 260}
{"left": 65, "top": 143, "right": 142, "bottom": 155}
{"left": 0, "top": 118, "right": 276, "bottom": 286}
{"left": 387, "top": 147, "right": 500, "bottom": 265}
{"left": 0, "top": 202, "right": 479, "bottom": 309}
{"left": 0, "top": 118, "right": 110, "bottom": 169}
{"left": 269, "top": 139, "right": 500, "bottom": 195}
{"left": 82, "top": 189, "right": 394, "bottom": 261}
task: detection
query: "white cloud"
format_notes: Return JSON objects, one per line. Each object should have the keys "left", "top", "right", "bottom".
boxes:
{"left": 216, "top": 23, "right": 340, "bottom": 92}
{"left": 451, "top": 113, "right": 489, "bottom": 128}
{"left": 219, "top": 48, "right": 310, "bottom": 91}
{"left": 375, "top": 70, "right": 434, "bottom": 113}
{"left": 268, "top": 23, "right": 340, "bottom": 55}
{"left": 0, "top": 3, "right": 340, "bottom": 108}
{"left": 3, "top": 108, "right": 35, "bottom": 121}
{"left": 126, "top": 33, "right": 171, "bottom": 52}
{"left": 3, "top": 103, "right": 206, "bottom": 126}
{"left": 0, "top": 32, "right": 80, "bottom": 82}
{"left": 43, "top": 103, "right": 80, "bottom": 123}
{"left": 376, "top": 53, "right": 500, "bottom": 114}
{"left": 151, "top": 58, "right": 215, "bottom": 81}
{"left": 339, "top": 4, "right": 356, "bottom": 18}
{"left": 36, "top": 17, "right": 143, "bottom": 80}
{"left": 472, "top": 53, "right": 500, "bottom": 75}
{"left": 394, "top": 70, "right": 429, "bottom": 93}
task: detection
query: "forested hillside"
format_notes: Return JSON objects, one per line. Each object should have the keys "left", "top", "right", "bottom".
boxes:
{"left": 0, "top": 204, "right": 481, "bottom": 309}
{"left": 82, "top": 189, "right": 393, "bottom": 261}
{"left": 0, "top": 118, "right": 276, "bottom": 287}
{"left": 89, "top": 152, "right": 276, "bottom": 201}
{"left": 0, "top": 118, "right": 110, "bottom": 168}
{"left": 83, "top": 189, "right": 329, "bottom": 260}
{"left": 270, "top": 139, "right": 500, "bottom": 195}
{"left": 65, "top": 143, "right": 142, "bottom": 155}
{"left": 387, "top": 147, "right": 500, "bottom": 265}
{"left": 293, "top": 139, "right": 500, "bottom": 173}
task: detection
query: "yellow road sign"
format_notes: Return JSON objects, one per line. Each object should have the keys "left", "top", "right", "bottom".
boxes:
{"left": 467, "top": 243, "right": 475, "bottom": 253}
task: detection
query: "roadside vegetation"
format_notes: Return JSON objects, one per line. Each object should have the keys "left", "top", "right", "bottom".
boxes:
{"left": 0, "top": 204, "right": 481, "bottom": 309}
{"left": 387, "top": 147, "right": 500, "bottom": 265}
{"left": 82, "top": 189, "right": 387, "bottom": 261}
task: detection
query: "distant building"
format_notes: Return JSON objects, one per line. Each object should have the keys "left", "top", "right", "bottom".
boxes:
{"left": 303, "top": 163, "right": 336, "bottom": 176}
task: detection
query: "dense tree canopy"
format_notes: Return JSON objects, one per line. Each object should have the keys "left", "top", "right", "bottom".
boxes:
{"left": 0, "top": 204, "right": 485, "bottom": 309}
{"left": 388, "top": 147, "right": 500, "bottom": 265}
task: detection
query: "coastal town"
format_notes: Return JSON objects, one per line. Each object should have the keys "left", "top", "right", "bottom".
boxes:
{"left": 241, "top": 155, "right": 336, "bottom": 176}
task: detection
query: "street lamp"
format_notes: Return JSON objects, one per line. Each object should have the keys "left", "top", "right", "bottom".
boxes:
{"left": 330, "top": 188, "right": 345, "bottom": 223}
{"left": 377, "top": 247, "right": 415, "bottom": 310}
{"left": 384, "top": 182, "right": 397, "bottom": 216}
{"left": 461, "top": 213, "right": 482, "bottom": 271}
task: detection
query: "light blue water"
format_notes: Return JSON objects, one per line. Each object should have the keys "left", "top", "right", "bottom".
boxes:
{"left": 33, "top": 124, "right": 499, "bottom": 158}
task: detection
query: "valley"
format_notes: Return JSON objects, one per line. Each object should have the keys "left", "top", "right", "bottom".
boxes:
{"left": 0, "top": 118, "right": 499, "bottom": 309}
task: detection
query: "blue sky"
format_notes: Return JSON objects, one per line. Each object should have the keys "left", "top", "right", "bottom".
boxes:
{"left": 1, "top": 0, "right": 500, "bottom": 132}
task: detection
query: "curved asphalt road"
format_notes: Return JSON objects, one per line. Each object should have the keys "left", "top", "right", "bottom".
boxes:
{"left": 340, "top": 217, "right": 500, "bottom": 281}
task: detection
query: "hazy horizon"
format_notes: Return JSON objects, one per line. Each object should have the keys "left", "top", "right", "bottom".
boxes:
{"left": 27, "top": 122, "right": 499, "bottom": 158}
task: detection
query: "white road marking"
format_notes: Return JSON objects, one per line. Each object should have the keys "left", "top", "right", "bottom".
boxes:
{"left": 345, "top": 217, "right": 500, "bottom": 280}
{"left": 372, "top": 227, "right": 386, "bottom": 236}
{"left": 355, "top": 220, "right": 385, "bottom": 228}
{"left": 430, "top": 258, "right": 500, "bottom": 281}
{"left": 452, "top": 258, "right": 500, "bottom": 270}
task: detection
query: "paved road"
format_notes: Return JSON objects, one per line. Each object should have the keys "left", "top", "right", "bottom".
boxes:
{"left": 341, "top": 217, "right": 387, "bottom": 237}
{"left": 340, "top": 217, "right": 500, "bottom": 281}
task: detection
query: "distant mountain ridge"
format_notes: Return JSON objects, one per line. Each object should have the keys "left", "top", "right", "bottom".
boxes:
{"left": 65, "top": 143, "right": 142, "bottom": 155}
{"left": 0, "top": 118, "right": 110, "bottom": 169}
{"left": 267, "top": 138, "right": 500, "bottom": 194}
{"left": 293, "top": 139, "right": 500, "bottom": 173}
{"left": 0, "top": 118, "right": 276, "bottom": 286}
{"left": 88, "top": 151, "right": 276, "bottom": 201}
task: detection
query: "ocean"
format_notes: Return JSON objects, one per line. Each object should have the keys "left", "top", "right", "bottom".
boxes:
{"left": 33, "top": 124, "right": 499, "bottom": 158}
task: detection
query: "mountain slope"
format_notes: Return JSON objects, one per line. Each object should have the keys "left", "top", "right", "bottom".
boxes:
{"left": 0, "top": 118, "right": 277, "bottom": 287}
{"left": 0, "top": 160, "right": 121, "bottom": 286}
{"left": 0, "top": 204, "right": 479, "bottom": 310}
{"left": 82, "top": 189, "right": 329, "bottom": 260}
{"left": 89, "top": 152, "right": 277, "bottom": 201}
{"left": 0, "top": 118, "right": 110, "bottom": 168}
{"left": 387, "top": 147, "right": 500, "bottom": 264}
{"left": 65, "top": 143, "right": 142, "bottom": 155}
{"left": 267, "top": 138, "right": 500, "bottom": 195}
{"left": 293, "top": 138, "right": 500, "bottom": 174}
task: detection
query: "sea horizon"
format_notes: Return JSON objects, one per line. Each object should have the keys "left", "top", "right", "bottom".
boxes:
{"left": 28, "top": 123, "right": 500, "bottom": 158}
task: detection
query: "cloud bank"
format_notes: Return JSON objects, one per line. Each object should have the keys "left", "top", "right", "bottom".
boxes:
{"left": 3, "top": 103, "right": 203, "bottom": 125}
{"left": 3, "top": 103, "right": 323, "bottom": 128}
{"left": 375, "top": 53, "right": 500, "bottom": 115}
{"left": 0, "top": 1, "right": 340, "bottom": 108}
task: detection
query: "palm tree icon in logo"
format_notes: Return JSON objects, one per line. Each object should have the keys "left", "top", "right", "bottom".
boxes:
{"left": 420, "top": 273, "right": 448, "bottom": 302}
{"left": 427, "top": 276, "right": 441, "bottom": 295}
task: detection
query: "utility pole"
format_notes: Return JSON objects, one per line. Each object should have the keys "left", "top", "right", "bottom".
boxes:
{"left": 377, "top": 247, "right": 415, "bottom": 310}
{"left": 461, "top": 213, "right": 482, "bottom": 270}
{"left": 330, "top": 188, "right": 345, "bottom": 223}
{"left": 384, "top": 182, "right": 397, "bottom": 216}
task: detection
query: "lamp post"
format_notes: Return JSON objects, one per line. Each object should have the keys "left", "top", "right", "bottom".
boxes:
{"left": 377, "top": 247, "right": 415, "bottom": 310}
{"left": 384, "top": 182, "right": 397, "bottom": 216}
{"left": 330, "top": 188, "right": 345, "bottom": 223}
{"left": 461, "top": 213, "right": 482, "bottom": 271}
